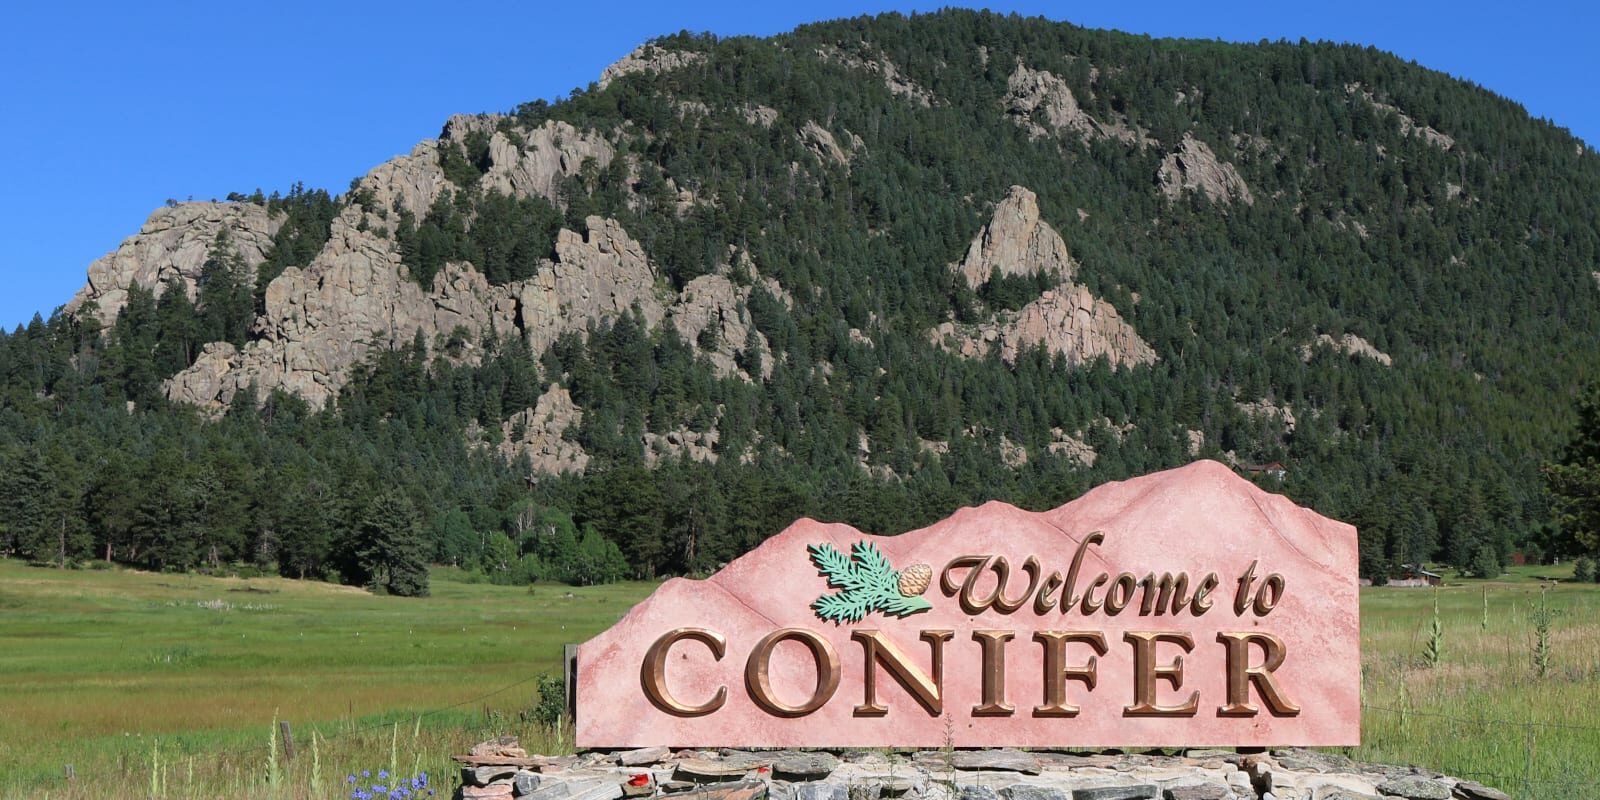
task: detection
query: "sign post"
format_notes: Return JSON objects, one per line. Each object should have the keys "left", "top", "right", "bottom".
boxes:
{"left": 576, "top": 460, "right": 1359, "bottom": 748}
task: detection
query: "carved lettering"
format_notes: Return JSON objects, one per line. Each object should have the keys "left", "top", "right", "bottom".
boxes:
{"left": 1217, "top": 632, "right": 1301, "bottom": 717}
{"left": 641, "top": 628, "right": 728, "bottom": 717}
{"left": 745, "top": 628, "right": 841, "bottom": 717}
{"left": 1033, "top": 630, "right": 1108, "bottom": 717}
{"left": 1123, "top": 631, "right": 1199, "bottom": 717}
{"left": 852, "top": 629, "right": 954, "bottom": 717}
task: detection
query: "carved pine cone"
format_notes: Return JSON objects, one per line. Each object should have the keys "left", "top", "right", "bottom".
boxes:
{"left": 898, "top": 564, "right": 933, "bottom": 597}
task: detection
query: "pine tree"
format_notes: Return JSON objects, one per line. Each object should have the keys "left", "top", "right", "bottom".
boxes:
{"left": 356, "top": 490, "right": 431, "bottom": 596}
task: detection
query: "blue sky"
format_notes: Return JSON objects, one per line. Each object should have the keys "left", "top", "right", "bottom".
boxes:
{"left": 2, "top": 1, "right": 1595, "bottom": 330}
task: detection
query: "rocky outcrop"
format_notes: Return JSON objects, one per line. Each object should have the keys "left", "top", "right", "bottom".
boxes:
{"left": 1300, "top": 332, "right": 1393, "bottom": 366}
{"left": 521, "top": 217, "right": 665, "bottom": 356}
{"left": 597, "top": 45, "right": 708, "bottom": 90}
{"left": 933, "top": 285, "right": 1156, "bottom": 366}
{"left": 932, "top": 187, "right": 1156, "bottom": 369}
{"left": 740, "top": 104, "right": 778, "bottom": 128}
{"left": 1157, "top": 134, "right": 1254, "bottom": 205}
{"left": 668, "top": 250, "right": 787, "bottom": 381}
{"left": 164, "top": 212, "right": 661, "bottom": 411}
{"left": 66, "top": 202, "right": 282, "bottom": 323}
{"left": 478, "top": 119, "right": 616, "bottom": 205}
{"left": 642, "top": 426, "right": 719, "bottom": 466}
{"left": 1346, "top": 83, "right": 1455, "bottom": 151}
{"left": 1001, "top": 62, "right": 1142, "bottom": 145}
{"left": 356, "top": 139, "right": 452, "bottom": 221}
{"left": 488, "top": 384, "right": 590, "bottom": 475}
{"left": 954, "top": 185, "right": 1075, "bottom": 289}
{"left": 1047, "top": 427, "right": 1097, "bottom": 466}
{"left": 1238, "top": 398, "right": 1297, "bottom": 433}
{"left": 815, "top": 46, "right": 932, "bottom": 106}
{"left": 799, "top": 121, "right": 860, "bottom": 168}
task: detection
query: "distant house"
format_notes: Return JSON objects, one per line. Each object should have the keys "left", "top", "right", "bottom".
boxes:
{"left": 1389, "top": 564, "right": 1443, "bottom": 587}
{"left": 1241, "top": 461, "right": 1288, "bottom": 480}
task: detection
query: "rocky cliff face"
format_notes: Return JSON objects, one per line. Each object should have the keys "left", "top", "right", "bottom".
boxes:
{"left": 931, "top": 186, "right": 1156, "bottom": 368}
{"left": 145, "top": 107, "right": 647, "bottom": 412}
{"left": 1301, "top": 332, "right": 1393, "bottom": 366}
{"left": 476, "top": 384, "right": 590, "bottom": 475}
{"left": 66, "top": 202, "right": 282, "bottom": 322}
{"left": 598, "top": 45, "right": 709, "bottom": 90}
{"left": 1157, "top": 134, "right": 1254, "bottom": 205}
{"left": 953, "top": 185, "right": 1076, "bottom": 289}
{"left": 1000, "top": 62, "right": 1143, "bottom": 146}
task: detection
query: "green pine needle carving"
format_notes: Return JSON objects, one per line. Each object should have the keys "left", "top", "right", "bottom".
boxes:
{"left": 808, "top": 541, "right": 932, "bottom": 624}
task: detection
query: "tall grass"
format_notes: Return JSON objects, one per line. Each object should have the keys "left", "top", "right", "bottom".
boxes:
{"left": 4, "top": 561, "right": 1599, "bottom": 799}
{"left": 1353, "top": 567, "right": 1600, "bottom": 798}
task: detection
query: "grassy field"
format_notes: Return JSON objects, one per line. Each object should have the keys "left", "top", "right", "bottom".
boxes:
{"left": 1354, "top": 564, "right": 1600, "bottom": 797}
{"left": 2, "top": 560, "right": 1599, "bottom": 799}
{"left": 0, "top": 561, "right": 651, "bottom": 798}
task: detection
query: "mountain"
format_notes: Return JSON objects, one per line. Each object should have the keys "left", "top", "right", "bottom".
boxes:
{"left": 3, "top": 10, "right": 1598, "bottom": 588}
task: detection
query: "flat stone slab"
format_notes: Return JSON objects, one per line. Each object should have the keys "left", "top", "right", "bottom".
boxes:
{"left": 675, "top": 758, "right": 762, "bottom": 781}
{"left": 1375, "top": 776, "right": 1451, "bottom": 800}
{"left": 772, "top": 752, "right": 841, "bottom": 780}
{"left": 1160, "top": 784, "right": 1233, "bottom": 800}
{"left": 1072, "top": 786, "right": 1158, "bottom": 800}
{"left": 1001, "top": 785, "right": 1069, "bottom": 800}
{"left": 1451, "top": 781, "right": 1511, "bottom": 800}
{"left": 463, "top": 764, "right": 520, "bottom": 785}
{"left": 455, "top": 755, "right": 563, "bottom": 768}
{"left": 794, "top": 783, "right": 848, "bottom": 800}
{"left": 950, "top": 750, "right": 1042, "bottom": 774}
{"left": 620, "top": 747, "right": 672, "bottom": 767}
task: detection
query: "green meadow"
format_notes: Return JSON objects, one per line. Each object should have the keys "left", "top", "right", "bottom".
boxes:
{"left": 2, "top": 560, "right": 1599, "bottom": 799}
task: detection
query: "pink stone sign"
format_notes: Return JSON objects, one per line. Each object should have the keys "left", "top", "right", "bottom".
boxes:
{"left": 576, "top": 460, "right": 1359, "bottom": 748}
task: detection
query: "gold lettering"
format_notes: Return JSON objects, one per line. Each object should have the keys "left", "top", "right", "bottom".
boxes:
{"left": 1033, "top": 631, "right": 1107, "bottom": 717}
{"left": 641, "top": 628, "right": 728, "bottom": 717}
{"left": 1191, "top": 572, "right": 1220, "bottom": 614}
{"left": 744, "top": 628, "right": 841, "bottom": 718}
{"left": 1079, "top": 574, "right": 1109, "bottom": 614}
{"left": 954, "top": 556, "right": 1042, "bottom": 615}
{"left": 1234, "top": 560, "right": 1259, "bottom": 615}
{"left": 1061, "top": 531, "right": 1105, "bottom": 610}
{"left": 1252, "top": 574, "right": 1285, "bottom": 616}
{"left": 1103, "top": 573, "right": 1138, "bottom": 615}
{"left": 1217, "top": 632, "right": 1300, "bottom": 717}
{"left": 971, "top": 630, "right": 1016, "bottom": 716}
{"left": 940, "top": 555, "right": 986, "bottom": 596}
{"left": 852, "top": 629, "right": 953, "bottom": 717}
{"left": 1123, "top": 631, "right": 1199, "bottom": 717}
{"left": 1034, "top": 571, "right": 1064, "bottom": 613}
{"left": 1138, "top": 572, "right": 1193, "bottom": 615}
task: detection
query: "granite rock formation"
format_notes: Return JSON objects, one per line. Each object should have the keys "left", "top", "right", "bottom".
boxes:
{"left": 1001, "top": 62, "right": 1142, "bottom": 145}
{"left": 1157, "top": 134, "right": 1254, "bottom": 205}
{"left": 65, "top": 202, "right": 282, "bottom": 323}
{"left": 931, "top": 186, "right": 1156, "bottom": 368}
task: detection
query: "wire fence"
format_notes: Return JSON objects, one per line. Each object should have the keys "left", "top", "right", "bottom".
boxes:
{"left": 1360, "top": 702, "right": 1600, "bottom": 796}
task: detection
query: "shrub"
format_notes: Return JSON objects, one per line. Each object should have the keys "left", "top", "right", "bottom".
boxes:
{"left": 1468, "top": 544, "right": 1503, "bottom": 579}
{"left": 1575, "top": 557, "right": 1597, "bottom": 583}
{"left": 529, "top": 673, "right": 566, "bottom": 728}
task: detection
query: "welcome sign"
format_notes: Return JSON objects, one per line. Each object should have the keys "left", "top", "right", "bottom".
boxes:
{"left": 576, "top": 461, "right": 1359, "bottom": 747}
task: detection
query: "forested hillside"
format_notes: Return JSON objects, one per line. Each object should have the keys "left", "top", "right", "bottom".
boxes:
{"left": 3, "top": 10, "right": 1598, "bottom": 594}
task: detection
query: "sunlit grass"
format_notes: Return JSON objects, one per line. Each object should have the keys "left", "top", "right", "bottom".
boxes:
{"left": 3, "top": 560, "right": 1599, "bottom": 799}
{"left": 1351, "top": 563, "right": 1600, "bottom": 799}
{"left": 0, "top": 561, "right": 647, "bottom": 797}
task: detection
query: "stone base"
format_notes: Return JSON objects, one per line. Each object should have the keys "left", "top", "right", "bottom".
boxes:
{"left": 452, "top": 741, "right": 1508, "bottom": 800}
